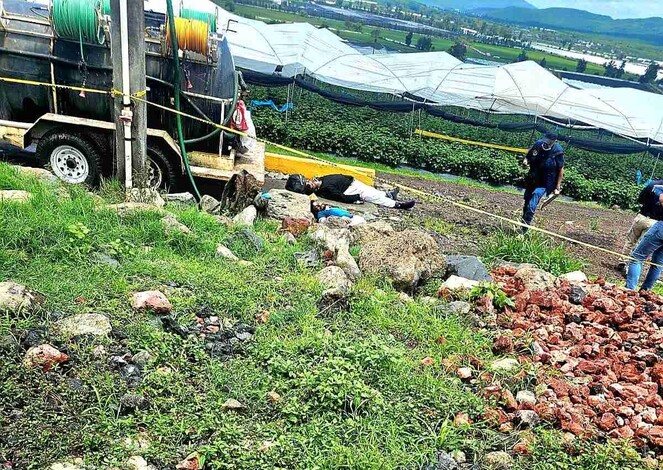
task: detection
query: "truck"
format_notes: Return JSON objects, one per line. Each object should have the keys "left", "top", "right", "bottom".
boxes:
{"left": 0, "top": 0, "right": 264, "bottom": 190}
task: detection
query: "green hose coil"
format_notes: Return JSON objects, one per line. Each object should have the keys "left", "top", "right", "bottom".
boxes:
{"left": 180, "top": 8, "right": 217, "bottom": 32}
{"left": 52, "top": 0, "right": 105, "bottom": 45}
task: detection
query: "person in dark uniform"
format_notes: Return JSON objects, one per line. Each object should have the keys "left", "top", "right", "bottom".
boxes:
{"left": 626, "top": 181, "right": 663, "bottom": 290}
{"left": 521, "top": 133, "right": 565, "bottom": 233}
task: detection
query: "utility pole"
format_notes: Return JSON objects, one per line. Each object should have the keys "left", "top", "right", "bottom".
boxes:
{"left": 110, "top": 0, "right": 146, "bottom": 189}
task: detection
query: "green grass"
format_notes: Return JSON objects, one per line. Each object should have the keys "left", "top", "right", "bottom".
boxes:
{"left": 0, "top": 162, "right": 646, "bottom": 469}
{"left": 481, "top": 231, "right": 586, "bottom": 276}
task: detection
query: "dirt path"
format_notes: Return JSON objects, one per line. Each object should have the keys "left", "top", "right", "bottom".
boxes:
{"left": 379, "top": 172, "right": 635, "bottom": 280}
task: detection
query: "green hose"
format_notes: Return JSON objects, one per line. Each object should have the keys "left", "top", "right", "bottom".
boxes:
{"left": 166, "top": 0, "right": 202, "bottom": 202}
{"left": 52, "top": 0, "right": 105, "bottom": 45}
{"left": 180, "top": 8, "right": 217, "bottom": 32}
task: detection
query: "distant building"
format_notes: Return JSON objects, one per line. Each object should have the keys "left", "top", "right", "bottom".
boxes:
{"left": 461, "top": 27, "right": 478, "bottom": 36}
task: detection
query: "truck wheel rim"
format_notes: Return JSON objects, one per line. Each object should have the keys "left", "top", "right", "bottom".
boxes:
{"left": 51, "top": 145, "right": 89, "bottom": 184}
{"left": 147, "top": 157, "right": 164, "bottom": 189}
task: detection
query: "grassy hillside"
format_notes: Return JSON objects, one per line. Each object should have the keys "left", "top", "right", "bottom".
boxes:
{"left": 0, "top": 162, "right": 649, "bottom": 469}
{"left": 417, "top": 0, "right": 534, "bottom": 10}
{"left": 477, "top": 7, "right": 663, "bottom": 45}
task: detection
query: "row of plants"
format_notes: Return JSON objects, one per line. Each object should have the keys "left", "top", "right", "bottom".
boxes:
{"left": 251, "top": 86, "right": 648, "bottom": 209}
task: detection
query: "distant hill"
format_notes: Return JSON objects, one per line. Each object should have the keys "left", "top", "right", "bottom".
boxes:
{"left": 474, "top": 7, "right": 663, "bottom": 45}
{"left": 419, "top": 0, "right": 534, "bottom": 11}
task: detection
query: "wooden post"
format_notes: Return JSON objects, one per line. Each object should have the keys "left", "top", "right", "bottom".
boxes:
{"left": 127, "top": 0, "right": 147, "bottom": 185}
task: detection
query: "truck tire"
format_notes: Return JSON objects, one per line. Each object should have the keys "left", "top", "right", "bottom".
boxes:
{"left": 146, "top": 145, "right": 178, "bottom": 191}
{"left": 37, "top": 132, "right": 102, "bottom": 186}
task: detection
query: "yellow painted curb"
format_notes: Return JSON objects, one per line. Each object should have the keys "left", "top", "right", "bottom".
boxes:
{"left": 265, "top": 152, "right": 375, "bottom": 185}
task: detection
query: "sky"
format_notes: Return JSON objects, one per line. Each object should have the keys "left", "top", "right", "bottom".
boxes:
{"left": 528, "top": 0, "right": 663, "bottom": 19}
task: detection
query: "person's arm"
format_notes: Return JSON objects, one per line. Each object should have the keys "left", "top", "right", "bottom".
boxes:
{"left": 337, "top": 193, "right": 362, "bottom": 204}
{"left": 555, "top": 167, "right": 565, "bottom": 195}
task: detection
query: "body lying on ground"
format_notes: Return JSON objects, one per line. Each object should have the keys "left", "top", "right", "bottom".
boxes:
{"left": 285, "top": 173, "right": 415, "bottom": 210}
{"left": 310, "top": 201, "right": 366, "bottom": 226}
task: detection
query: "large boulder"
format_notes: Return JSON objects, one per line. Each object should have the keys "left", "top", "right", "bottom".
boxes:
{"left": 310, "top": 224, "right": 352, "bottom": 253}
{"left": 445, "top": 255, "right": 492, "bottom": 282}
{"left": 0, "top": 282, "right": 44, "bottom": 313}
{"left": 317, "top": 266, "right": 353, "bottom": 299}
{"left": 266, "top": 189, "right": 312, "bottom": 221}
{"left": 358, "top": 230, "right": 446, "bottom": 292}
{"left": 200, "top": 195, "right": 221, "bottom": 215}
{"left": 126, "top": 188, "right": 165, "bottom": 208}
{"left": 351, "top": 221, "right": 395, "bottom": 245}
{"left": 14, "top": 165, "right": 59, "bottom": 184}
{"left": 515, "top": 265, "right": 556, "bottom": 291}
{"left": 55, "top": 314, "right": 112, "bottom": 338}
{"left": 336, "top": 246, "right": 361, "bottom": 281}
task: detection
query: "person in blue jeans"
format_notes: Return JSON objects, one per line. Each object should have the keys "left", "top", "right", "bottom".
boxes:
{"left": 626, "top": 182, "right": 663, "bottom": 290}
{"left": 521, "top": 133, "right": 565, "bottom": 234}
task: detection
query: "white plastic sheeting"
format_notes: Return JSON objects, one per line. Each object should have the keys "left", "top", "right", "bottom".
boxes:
{"left": 217, "top": 8, "right": 663, "bottom": 143}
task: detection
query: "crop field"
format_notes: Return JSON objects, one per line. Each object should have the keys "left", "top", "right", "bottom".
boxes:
{"left": 251, "top": 84, "right": 653, "bottom": 209}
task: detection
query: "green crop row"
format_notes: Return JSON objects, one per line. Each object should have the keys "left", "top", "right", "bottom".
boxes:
{"left": 251, "top": 86, "right": 647, "bottom": 209}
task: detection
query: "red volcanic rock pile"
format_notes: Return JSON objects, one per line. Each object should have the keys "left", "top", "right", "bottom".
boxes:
{"left": 489, "top": 265, "right": 663, "bottom": 447}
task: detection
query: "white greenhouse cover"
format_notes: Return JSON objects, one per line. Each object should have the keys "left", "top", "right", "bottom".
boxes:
{"left": 216, "top": 8, "right": 663, "bottom": 144}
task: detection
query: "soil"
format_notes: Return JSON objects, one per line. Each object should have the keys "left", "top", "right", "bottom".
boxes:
{"left": 377, "top": 172, "right": 635, "bottom": 280}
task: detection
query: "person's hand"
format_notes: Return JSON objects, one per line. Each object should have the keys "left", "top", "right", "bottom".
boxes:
{"left": 522, "top": 158, "right": 529, "bottom": 167}
{"left": 354, "top": 200, "right": 364, "bottom": 205}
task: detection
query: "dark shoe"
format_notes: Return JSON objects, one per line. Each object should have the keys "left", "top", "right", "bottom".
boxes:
{"left": 386, "top": 188, "right": 400, "bottom": 200}
{"left": 395, "top": 200, "right": 415, "bottom": 210}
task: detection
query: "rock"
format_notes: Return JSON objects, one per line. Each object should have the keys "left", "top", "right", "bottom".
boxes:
{"left": 55, "top": 314, "right": 112, "bottom": 338}
{"left": 267, "top": 391, "right": 281, "bottom": 403}
{"left": 176, "top": 453, "right": 201, "bottom": 470}
{"left": 335, "top": 245, "right": 361, "bottom": 281}
{"left": 14, "top": 165, "right": 59, "bottom": 183}
{"left": 515, "top": 265, "right": 556, "bottom": 291}
{"left": 445, "top": 255, "right": 492, "bottom": 282}
{"left": 89, "top": 252, "right": 120, "bottom": 269}
{"left": 491, "top": 358, "right": 520, "bottom": 372}
{"left": 492, "top": 336, "right": 514, "bottom": 355}
{"left": 126, "top": 456, "right": 156, "bottom": 470}
{"left": 483, "top": 451, "right": 513, "bottom": 469}
{"left": 281, "top": 217, "right": 312, "bottom": 237}
{"left": 233, "top": 205, "right": 257, "bottom": 226}
{"left": 514, "top": 410, "right": 540, "bottom": 428}
{"left": 516, "top": 390, "right": 537, "bottom": 407}
{"left": 359, "top": 230, "right": 447, "bottom": 292}
{"left": 558, "top": 271, "right": 588, "bottom": 284}
{"left": 24, "top": 344, "right": 69, "bottom": 371}
{"left": 266, "top": 189, "right": 313, "bottom": 221}
{"left": 107, "top": 202, "right": 166, "bottom": 216}
{"left": 457, "top": 367, "right": 472, "bottom": 379}
{"left": 230, "top": 228, "right": 264, "bottom": 253}
{"left": 351, "top": 221, "right": 395, "bottom": 245}
{"left": 294, "top": 250, "right": 319, "bottom": 268}
{"left": 213, "top": 215, "right": 233, "bottom": 226}
{"left": 0, "top": 189, "right": 32, "bottom": 203}
{"left": 215, "top": 244, "right": 239, "bottom": 261}
{"left": 49, "top": 458, "right": 85, "bottom": 470}
{"left": 442, "top": 301, "right": 472, "bottom": 316}
{"left": 161, "top": 213, "right": 191, "bottom": 234}
{"left": 126, "top": 188, "right": 165, "bottom": 208}
{"left": 132, "top": 290, "right": 172, "bottom": 314}
{"left": 317, "top": 266, "right": 353, "bottom": 299}
{"left": 451, "top": 450, "right": 466, "bottom": 464}
{"left": 435, "top": 451, "right": 459, "bottom": 470}
{"left": 166, "top": 192, "right": 195, "bottom": 203}
{"left": 0, "top": 281, "right": 43, "bottom": 313}
{"left": 283, "top": 232, "right": 297, "bottom": 245}
{"left": 568, "top": 285, "right": 587, "bottom": 305}
{"left": 440, "top": 276, "right": 479, "bottom": 291}
{"left": 310, "top": 224, "right": 352, "bottom": 253}
{"left": 200, "top": 195, "right": 221, "bottom": 215}
{"left": 120, "top": 393, "right": 149, "bottom": 412}
{"left": 222, "top": 398, "right": 246, "bottom": 411}
{"left": 132, "top": 350, "right": 152, "bottom": 367}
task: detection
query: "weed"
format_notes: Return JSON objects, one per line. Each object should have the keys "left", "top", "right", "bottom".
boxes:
{"left": 481, "top": 231, "right": 585, "bottom": 276}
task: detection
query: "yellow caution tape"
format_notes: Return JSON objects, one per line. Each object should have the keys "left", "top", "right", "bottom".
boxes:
{"left": 0, "top": 73, "right": 651, "bottom": 271}
{"left": 0, "top": 76, "right": 109, "bottom": 94}
{"left": 416, "top": 129, "right": 529, "bottom": 154}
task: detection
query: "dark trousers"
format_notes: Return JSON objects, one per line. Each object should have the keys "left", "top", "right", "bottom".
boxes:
{"left": 521, "top": 187, "right": 547, "bottom": 233}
